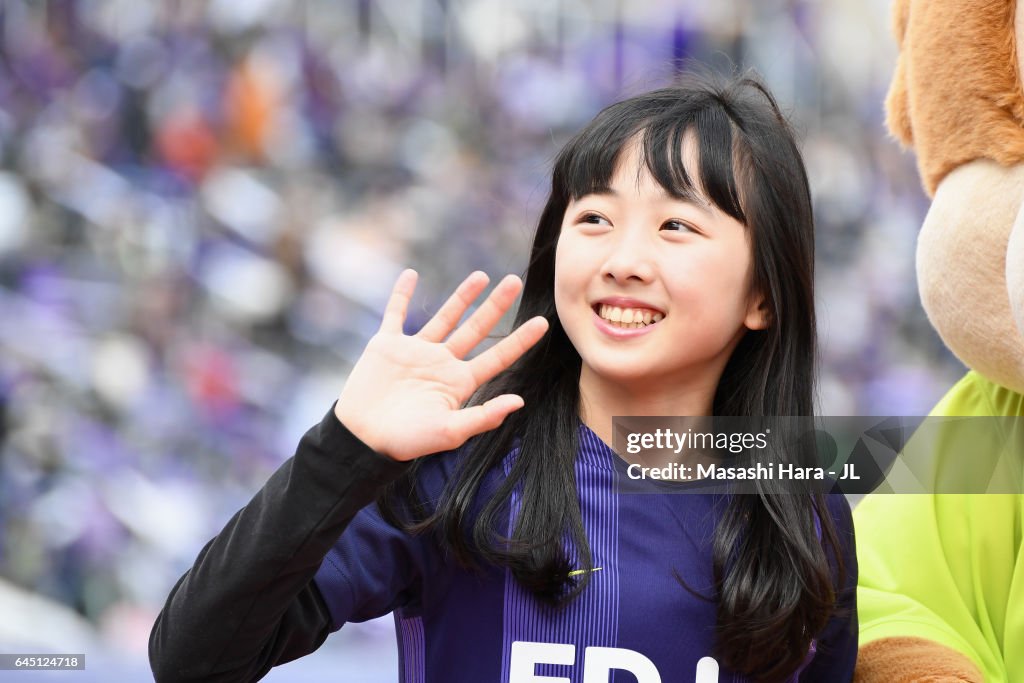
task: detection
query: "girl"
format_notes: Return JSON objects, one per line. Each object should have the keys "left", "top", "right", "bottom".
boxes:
{"left": 150, "top": 72, "right": 857, "bottom": 682}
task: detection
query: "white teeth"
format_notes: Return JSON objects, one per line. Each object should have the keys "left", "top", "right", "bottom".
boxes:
{"left": 595, "top": 304, "right": 664, "bottom": 328}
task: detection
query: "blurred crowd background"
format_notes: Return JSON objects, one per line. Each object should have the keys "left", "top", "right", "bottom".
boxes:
{"left": 0, "top": 0, "right": 963, "bottom": 680}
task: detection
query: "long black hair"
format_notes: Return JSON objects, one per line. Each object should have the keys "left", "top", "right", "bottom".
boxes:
{"left": 380, "top": 70, "right": 843, "bottom": 682}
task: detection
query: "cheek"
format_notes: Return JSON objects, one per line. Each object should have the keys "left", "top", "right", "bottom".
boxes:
{"left": 553, "top": 231, "right": 593, "bottom": 333}
{"left": 663, "top": 250, "right": 752, "bottom": 317}
{"left": 553, "top": 230, "right": 593, "bottom": 284}
{"left": 553, "top": 233, "right": 575, "bottom": 321}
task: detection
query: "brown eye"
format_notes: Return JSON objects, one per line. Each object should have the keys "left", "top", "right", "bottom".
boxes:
{"left": 580, "top": 213, "right": 611, "bottom": 226}
{"left": 661, "top": 219, "right": 698, "bottom": 233}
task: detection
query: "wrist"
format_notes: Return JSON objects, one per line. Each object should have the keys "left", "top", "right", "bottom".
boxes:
{"left": 332, "top": 400, "right": 397, "bottom": 461}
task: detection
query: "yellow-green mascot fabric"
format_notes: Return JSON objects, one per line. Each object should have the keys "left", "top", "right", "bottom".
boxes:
{"left": 855, "top": 374, "right": 1024, "bottom": 682}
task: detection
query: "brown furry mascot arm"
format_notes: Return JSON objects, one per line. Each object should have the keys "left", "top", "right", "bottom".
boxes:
{"left": 856, "top": 637, "right": 984, "bottom": 683}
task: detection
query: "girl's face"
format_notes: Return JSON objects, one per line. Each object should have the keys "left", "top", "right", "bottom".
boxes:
{"left": 554, "top": 136, "right": 768, "bottom": 399}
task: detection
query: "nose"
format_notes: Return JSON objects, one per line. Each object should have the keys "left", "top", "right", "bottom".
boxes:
{"left": 601, "top": 228, "right": 656, "bottom": 284}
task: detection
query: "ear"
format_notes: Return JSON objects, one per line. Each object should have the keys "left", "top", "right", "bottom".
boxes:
{"left": 743, "top": 291, "right": 770, "bottom": 331}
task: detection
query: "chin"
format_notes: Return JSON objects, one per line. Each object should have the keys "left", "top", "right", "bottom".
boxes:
{"left": 580, "top": 356, "right": 658, "bottom": 386}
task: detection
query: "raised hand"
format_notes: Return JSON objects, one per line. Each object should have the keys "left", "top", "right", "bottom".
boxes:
{"left": 333, "top": 269, "right": 549, "bottom": 461}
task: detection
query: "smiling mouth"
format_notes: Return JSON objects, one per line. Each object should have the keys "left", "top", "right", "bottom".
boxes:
{"left": 593, "top": 304, "right": 665, "bottom": 329}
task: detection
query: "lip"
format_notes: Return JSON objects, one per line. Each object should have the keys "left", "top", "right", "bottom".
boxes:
{"left": 591, "top": 306, "right": 660, "bottom": 339}
{"left": 592, "top": 296, "right": 665, "bottom": 315}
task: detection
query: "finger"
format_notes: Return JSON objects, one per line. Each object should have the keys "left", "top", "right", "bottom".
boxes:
{"left": 380, "top": 269, "right": 418, "bottom": 334}
{"left": 466, "top": 316, "right": 549, "bottom": 386}
{"left": 415, "top": 271, "right": 489, "bottom": 342}
{"left": 445, "top": 274, "right": 524, "bottom": 358}
{"left": 444, "top": 394, "right": 525, "bottom": 444}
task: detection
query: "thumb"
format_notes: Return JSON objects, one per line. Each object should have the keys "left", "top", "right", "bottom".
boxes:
{"left": 445, "top": 394, "right": 525, "bottom": 444}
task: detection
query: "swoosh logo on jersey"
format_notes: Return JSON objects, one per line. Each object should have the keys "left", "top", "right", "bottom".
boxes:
{"left": 567, "top": 567, "right": 604, "bottom": 577}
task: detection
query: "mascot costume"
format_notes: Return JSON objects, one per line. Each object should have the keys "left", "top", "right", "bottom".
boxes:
{"left": 853, "top": 0, "right": 1024, "bottom": 680}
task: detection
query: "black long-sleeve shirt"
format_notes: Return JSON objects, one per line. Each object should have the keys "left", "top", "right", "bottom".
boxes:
{"left": 149, "top": 404, "right": 410, "bottom": 682}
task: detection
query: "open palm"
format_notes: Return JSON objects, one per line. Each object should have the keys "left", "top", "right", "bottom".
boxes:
{"left": 334, "top": 269, "right": 549, "bottom": 461}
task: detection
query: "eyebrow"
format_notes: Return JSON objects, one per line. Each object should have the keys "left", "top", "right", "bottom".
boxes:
{"left": 578, "top": 186, "right": 714, "bottom": 213}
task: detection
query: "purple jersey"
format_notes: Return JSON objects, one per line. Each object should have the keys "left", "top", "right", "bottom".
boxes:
{"left": 313, "top": 424, "right": 857, "bottom": 682}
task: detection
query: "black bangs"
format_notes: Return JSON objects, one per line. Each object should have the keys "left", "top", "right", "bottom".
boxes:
{"left": 648, "top": 105, "right": 748, "bottom": 223}
{"left": 553, "top": 88, "right": 749, "bottom": 224}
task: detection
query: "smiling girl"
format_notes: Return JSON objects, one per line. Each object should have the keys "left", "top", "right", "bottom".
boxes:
{"left": 151, "top": 72, "right": 857, "bottom": 682}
